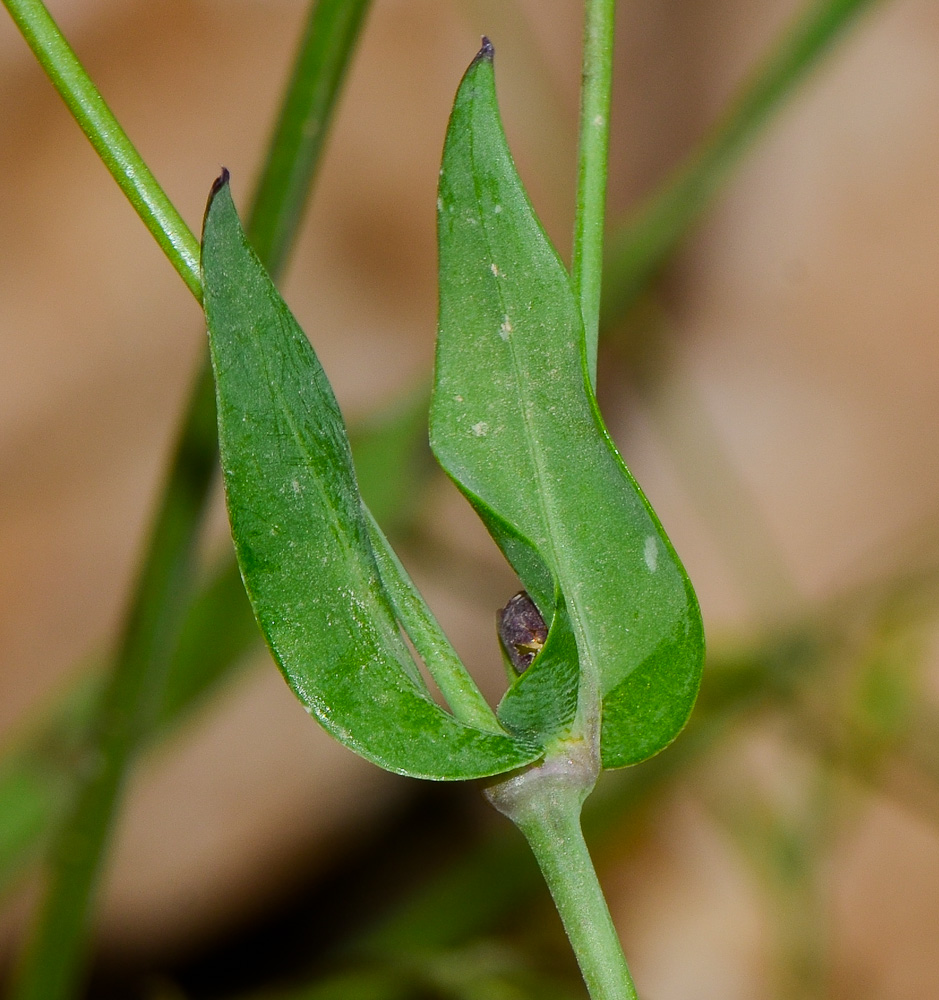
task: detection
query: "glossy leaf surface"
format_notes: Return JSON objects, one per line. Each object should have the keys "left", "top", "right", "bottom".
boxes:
{"left": 202, "top": 177, "right": 540, "bottom": 779}
{"left": 430, "top": 44, "right": 704, "bottom": 767}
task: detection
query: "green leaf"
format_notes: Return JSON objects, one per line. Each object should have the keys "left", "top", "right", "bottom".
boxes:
{"left": 201, "top": 175, "right": 541, "bottom": 780}
{"left": 430, "top": 43, "right": 704, "bottom": 768}
{"left": 363, "top": 508, "right": 505, "bottom": 735}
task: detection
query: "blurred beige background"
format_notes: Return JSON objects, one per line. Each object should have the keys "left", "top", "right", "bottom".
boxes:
{"left": 2, "top": 0, "right": 939, "bottom": 996}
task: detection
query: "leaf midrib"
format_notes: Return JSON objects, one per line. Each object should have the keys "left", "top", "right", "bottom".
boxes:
{"left": 469, "top": 101, "right": 602, "bottom": 720}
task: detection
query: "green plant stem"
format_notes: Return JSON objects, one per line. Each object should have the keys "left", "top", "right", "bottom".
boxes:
{"left": 486, "top": 747, "right": 639, "bottom": 1000}
{"left": 572, "top": 0, "right": 616, "bottom": 388}
{"left": 7, "top": 1, "right": 371, "bottom": 996}
{"left": 601, "top": 0, "right": 879, "bottom": 324}
{"left": 247, "top": 0, "right": 371, "bottom": 278}
{"left": 0, "top": 377, "right": 429, "bottom": 908}
{"left": 11, "top": 366, "right": 219, "bottom": 1000}
{"left": 2, "top": 0, "right": 202, "bottom": 300}
{"left": 519, "top": 808, "right": 638, "bottom": 1000}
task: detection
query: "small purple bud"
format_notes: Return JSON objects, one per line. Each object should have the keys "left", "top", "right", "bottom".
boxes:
{"left": 497, "top": 591, "right": 547, "bottom": 673}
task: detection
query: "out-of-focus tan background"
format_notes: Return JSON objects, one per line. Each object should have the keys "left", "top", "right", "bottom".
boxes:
{"left": 2, "top": 0, "right": 939, "bottom": 996}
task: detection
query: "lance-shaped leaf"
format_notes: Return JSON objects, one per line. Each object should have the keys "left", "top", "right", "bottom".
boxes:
{"left": 202, "top": 175, "right": 541, "bottom": 780}
{"left": 430, "top": 43, "right": 705, "bottom": 768}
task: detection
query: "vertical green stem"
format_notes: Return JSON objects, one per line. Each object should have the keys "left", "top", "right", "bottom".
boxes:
{"left": 520, "top": 807, "right": 638, "bottom": 1000}
{"left": 572, "top": 0, "right": 616, "bottom": 389}
{"left": 10, "top": 366, "right": 219, "bottom": 1000}
{"left": 486, "top": 749, "right": 639, "bottom": 1000}
{"left": 2, "top": 0, "right": 202, "bottom": 300}
{"left": 247, "top": 0, "right": 371, "bottom": 278}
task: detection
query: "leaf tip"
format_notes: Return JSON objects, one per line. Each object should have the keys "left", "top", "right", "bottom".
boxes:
{"left": 475, "top": 36, "right": 494, "bottom": 64}
{"left": 203, "top": 167, "right": 232, "bottom": 237}
{"left": 210, "top": 167, "right": 231, "bottom": 200}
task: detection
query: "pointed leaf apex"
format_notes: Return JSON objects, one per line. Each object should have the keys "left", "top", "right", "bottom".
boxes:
{"left": 204, "top": 168, "right": 232, "bottom": 233}
{"left": 211, "top": 167, "right": 230, "bottom": 197}
{"left": 475, "top": 37, "right": 494, "bottom": 63}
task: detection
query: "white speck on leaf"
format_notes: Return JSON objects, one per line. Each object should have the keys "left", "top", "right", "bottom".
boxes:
{"left": 436, "top": 196, "right": 443, "bottom": 212}
{"left": 490, "top": 263, "right": 500, "bottom": 277}
{"left": 500, "top": 315, "right": 513, "bottom": 340}
{"left": 493, "top": 204, "right": 502, "bottom": 214}
{"left": 471, "top": 422, "right": 489, "bottom": 437}
{"left": 594, "top": 113, "right": 605, "bottom": 127}
{"left": 644, "top": 535, "right": 658, "bottom": 572}
{"left": 291, "top": 479, "right": 301, "bottom": 495}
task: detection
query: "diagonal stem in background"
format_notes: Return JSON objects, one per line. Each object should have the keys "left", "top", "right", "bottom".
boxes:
{"left": 2, "top": 0, "right": 202, "bottom": 299}
{"left": 4, "top": 1, "right": 372, "bottom": 996}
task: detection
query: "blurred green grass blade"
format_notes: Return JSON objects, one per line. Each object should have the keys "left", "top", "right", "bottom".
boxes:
{"left": 203, "top": 177, "right": 540, "bottom": 779}
{"left": 247, "top": 0, "right": 372, "bottom": 277}
{"left": 349, "top": 385, "right": 432, "bottom": 534}
{"left": 415, "top": 946, "right": 588, "bottom": 1000}
{"left": 0, "top": 393, "right": 434, "bottom": 907}
{"left": 11, "top": 367, "right": 219, "bottom": 1000}
{"left": 10, "top": 2, "right": 374, "bottom": 996}
{"left": 601, "top": 0, "right": 880, "bottom": 323}
{"left": 250, "top": 968, "right": 413, "bottom": 1000}
{"left": 0, "top": 675, "right": 102, "bottom": 896}
{"left": 154, "top": 556, "right": 259, "bottom": 727}
{"left": 249, "top": 956, "right": 584, "bottom": 1000}
{"left": 0, "top": 562, "right": 259, "bottom": 905}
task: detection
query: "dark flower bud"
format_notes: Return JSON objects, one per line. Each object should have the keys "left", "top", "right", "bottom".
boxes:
{"left": 497, "top": 591, "right": 547, "bottom": 673}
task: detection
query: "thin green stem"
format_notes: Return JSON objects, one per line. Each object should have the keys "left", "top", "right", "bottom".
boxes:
{"left": 7, "top": 1, "right": 371, "bottom": 996}
{"left": 247, "top": 0, "right": 371, "bottom": 278}
{"left": 2, "top": 0, "right": 202, "bottom": 300}
{"left": 516, "top": 809, "right": 639, "bottom": 1000}
{"left": 486, "top": 746, "right": 638, "bottom": 1000}
{"left": 572, "top": 0, "right": 616, "bottom": 389}
{"left": 10, "top": 367, "right": 219, "bottom": 1000}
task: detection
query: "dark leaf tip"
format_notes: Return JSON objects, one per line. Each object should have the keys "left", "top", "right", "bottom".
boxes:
{"left": 204, "top": 168, "right": 231, "bottom": 234}
{"left": 475, "top": 37, "right": 494, "bottom": 63}
{"left": 210, "top": 167, "right": 231, "bottom": 197}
